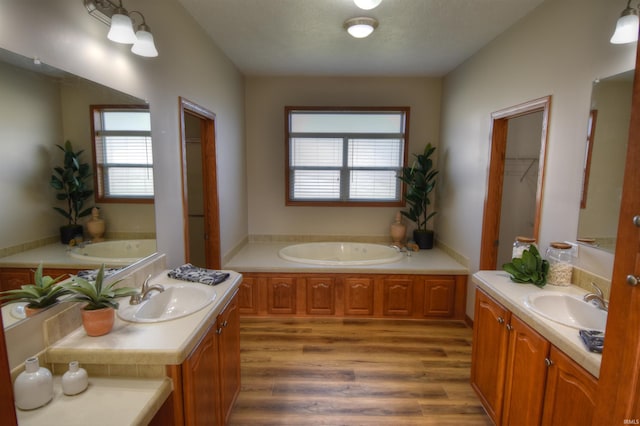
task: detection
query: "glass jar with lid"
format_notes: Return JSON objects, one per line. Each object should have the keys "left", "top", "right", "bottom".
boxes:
{"left": 512, "top": 236, "right": 536, "bottom": 259}
{"left": 546, "top": 242, "right": 573, "bottom": 286}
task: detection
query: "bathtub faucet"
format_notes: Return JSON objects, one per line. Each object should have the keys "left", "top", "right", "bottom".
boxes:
{"left": 129, "top": 275, "right": 165, "bottom": 305}
{"left": 390, "top": 244, "right": 412, "bottom": 257}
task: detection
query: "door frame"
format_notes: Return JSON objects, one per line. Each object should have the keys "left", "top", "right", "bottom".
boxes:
{"left": 479, "top": 96, "right": 551, "bottom": 270}
{"left": 178, "top": 97, "right": 221, "bottom": 269}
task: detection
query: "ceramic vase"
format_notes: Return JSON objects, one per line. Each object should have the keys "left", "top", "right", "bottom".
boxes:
{"left": 13, "top": 356, "right": 53, "bottom": 410}
{"left": 390, "top": 211, "right": 406, "bottom": 246}
{"left": 62, "top": 361, "right": 89, "bottom": 395}
{"left": 86, "top": 207, "right": 105, "bottom": 242}
{"left": 81, "top": 307, "right": 115, "bottom": 337}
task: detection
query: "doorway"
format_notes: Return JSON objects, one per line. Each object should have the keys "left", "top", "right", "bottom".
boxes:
{"left": 480, "top": 96, "right": 551, "bottom": 270}
{"left": 179, "top": 97, "right": 221, "bottom": 269}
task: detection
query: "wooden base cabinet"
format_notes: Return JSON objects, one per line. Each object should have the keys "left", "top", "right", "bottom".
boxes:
{"left": 471, "top": 289, "right": 597, "bottom": 426}
{"left": 238, "top": 273, "right": 467, "bottom": 320}
{"left": 169, "top": 291, "right": 241, "bottom": 426}
{"left": 0, "top": 267, "right": 79, "bottom": 291}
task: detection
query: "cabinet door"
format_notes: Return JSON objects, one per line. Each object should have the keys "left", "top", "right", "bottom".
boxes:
{"left": 422, "top": 277, "right": 456, "bottom": 317}
{"left": 0, "top": 268, "right": 32, "bottom": 291}
{"left": 344, "top": 277, "right": 374, "bottom": 316}
{"left": 218, "top": 293, "right": 241, "bottom": 425}
{"left": 238, "top": 275, "right": 259, "bottom": 315}
{"left": 541, "top": 346, "right": 598, "bottom": 426}
{"left": 306, "top": 277, "right": 335, "bottom": 315}
{"left": 181, "top": 326, "right": 220, "bottom": 425}
{"left": 502, "top": 315, "right": 550, "bottom": 426}
{"left": 266, "top": 277, "right": 297, "bottom": 314}
{"left": 382, "top": 278, "right": 413, "bottom": 317}
{"left": 470, "top": 289, "right": 510, "bottom": 425}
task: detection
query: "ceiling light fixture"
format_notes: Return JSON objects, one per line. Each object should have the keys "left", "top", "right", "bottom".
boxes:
{"left": 344, "top": 17, "right": 379, "bottom": 39}
{"left": 611, "top": 0, "right": 639, "bottom": 44}
{"left": 85, "top": 0, "right": 159, "bottom": 57}
{"left": 354, "top": 0, "right": 382, "bottom": 10}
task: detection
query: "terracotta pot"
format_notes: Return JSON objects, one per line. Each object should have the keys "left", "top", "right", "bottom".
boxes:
{"left": 81, "top": 307, "right": 115, "bottom": 337}
{"left": 24, "top": 306, "right": 43, "bottom": 317}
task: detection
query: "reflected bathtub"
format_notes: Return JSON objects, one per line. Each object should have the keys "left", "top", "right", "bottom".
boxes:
{"left": 69, "top": 239, "right": 157, "bottom": 265}
{"left": 278, "top": 242, "right": 404, "bottom": 266}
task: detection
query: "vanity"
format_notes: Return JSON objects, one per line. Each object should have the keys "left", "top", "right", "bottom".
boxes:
{"left": 471, "top": 271, "right": 602, "bottom": 426}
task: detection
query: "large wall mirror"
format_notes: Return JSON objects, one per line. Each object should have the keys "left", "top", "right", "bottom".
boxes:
{"left": 0, "top": 47, "right": 157, "bottom": 328}
{"left": 577, "top": 69, "right": 634, "bottom": 255}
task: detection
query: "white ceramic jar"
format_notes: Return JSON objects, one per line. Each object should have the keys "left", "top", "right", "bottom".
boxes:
{"left": 13, "top": 356, "right": 53, "bottom": 410}
{"left": 62, "top": 361, "right": 89, "bottom": 396}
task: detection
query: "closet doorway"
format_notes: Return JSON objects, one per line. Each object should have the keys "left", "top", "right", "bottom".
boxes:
{"left": 480, "top": 96, "right": 551, "bottom": 270}
{"left": 179, "top": 97, "right": 221, "bottom": 269}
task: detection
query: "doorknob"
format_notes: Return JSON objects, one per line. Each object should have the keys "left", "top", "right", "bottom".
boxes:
{"left": 627, "top": 275, "right": 640, "bottom": 287}
{"left": 634, "top": 215, "right": 640, "bottom": 227}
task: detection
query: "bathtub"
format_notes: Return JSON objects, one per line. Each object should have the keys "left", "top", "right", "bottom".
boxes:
{"left": 69, "top": 239, "right": 157, "bottom": 265}
{"left": 278, "top": 242, "right": 404, "bottom": 266}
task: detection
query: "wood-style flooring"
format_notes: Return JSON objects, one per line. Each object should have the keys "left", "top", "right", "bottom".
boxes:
{"left": 228, "top": 317, "right": 491, "bottom": 426}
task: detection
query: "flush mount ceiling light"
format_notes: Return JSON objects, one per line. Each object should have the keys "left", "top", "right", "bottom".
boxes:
{"left": 85, "top": 0, "right": 159, "bottom": 57}
{"left": 354, "top": 0, "right": 382, "bottom": 10}
{"left": 611, "top": 0, "right": 639, "bottom": 44}
{"left": 344, "top": 17, "right": 379, "bottom": 39}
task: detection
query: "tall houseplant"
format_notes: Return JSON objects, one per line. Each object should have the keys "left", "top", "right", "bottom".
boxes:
{"left": 49, "top": 141, "right": 94, "bottom": 244}
{"left": 398, "top": 143, "right": 439, "bottom": 249}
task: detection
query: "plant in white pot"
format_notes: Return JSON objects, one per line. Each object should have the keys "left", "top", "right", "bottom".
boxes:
{"left": 49, "top": 140, "right": 94, "bottom": 244}
{"left": 397, "top": 142, "right": 439, "bottom": 249}
{"left": 62, "top": 264, "right": 138, "bottom": 336}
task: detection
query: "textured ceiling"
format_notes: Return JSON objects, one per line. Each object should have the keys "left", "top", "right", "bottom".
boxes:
{"left": 177, "top": 0, "right": 545, "bottom": 77}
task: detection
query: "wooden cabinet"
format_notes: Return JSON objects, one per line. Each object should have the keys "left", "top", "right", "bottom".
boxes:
{"left": 0, "top": 267, "right": 80, "bottom": 291}
{"left": 169, "top": 291, "right": 241, "bottom": 426}
{"left": 238, "top": 272, "right": 466, "bottom": 320}
{"left": 471, "top": 289, "right": 597, "bottom": 426}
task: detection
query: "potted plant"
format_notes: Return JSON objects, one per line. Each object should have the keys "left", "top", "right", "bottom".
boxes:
{"left": 397, "top": 142, "right": 439, "bottom": 249}
{"left": 62, "top": 264, "right": 138, "bottom": 336}
{"left": 0, "top": 263, "right": 69, "bottom": 317}
{"left": 49, "top": 140, "right": 94, "bottom": 244}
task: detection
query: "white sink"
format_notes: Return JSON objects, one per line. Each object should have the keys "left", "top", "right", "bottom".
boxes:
{"left": 117, "top": 283, "right": 217, "bottom": 323}
{"left": 524, "top": 292, "right": 607, "bottom": 332}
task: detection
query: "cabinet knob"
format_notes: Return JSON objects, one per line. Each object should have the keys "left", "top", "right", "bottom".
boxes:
{"left": 627, "top": 275, "right": 639, "bottom": 287}
{"left": 633, "top": 215, "right": 640, "bottom": 227}
{"left": 216, "top": 327, "right": 223, "bottom": 335}
{"left": 497, "top": 316, "right": 505, "bottom": 324}
{"left": 545, "top": 358, "right": 553, "bottom": 367}
{"left": 506, "top": 324, "right": 513, "bottom": 331}
{"left": 222, "top": 320, "right": 229, "bottom": 327}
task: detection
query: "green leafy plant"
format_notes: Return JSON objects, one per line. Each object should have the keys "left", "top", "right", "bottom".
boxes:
{"left": 502, "top": 245, "right": 549, "bottom": 287}
{"left": 49, "top": 140, "right": 94, "bottom": 225}
{"left": 63, "top": 264, "right": 138, "bottom": 310}
{"left": 397, "top": 143, "right": 439, "bottom": 232}
{"left": 0, "top": 263, "right": 69, "bottom": 309}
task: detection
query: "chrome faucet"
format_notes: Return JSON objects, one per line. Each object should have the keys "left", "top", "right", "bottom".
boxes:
{"left": 390, "top": 244, "right": 412, "bottom": 257}
{"left": 583, "top": 282, "right": 608, "bottom": 311}
{"left": 129, "top": 275, "right": 165, "bottom": 305}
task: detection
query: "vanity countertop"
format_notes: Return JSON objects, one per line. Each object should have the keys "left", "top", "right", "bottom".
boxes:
{"left": 473, "top": 270, "right": 602, "bottom": 378}
{"left": 224, "top": 241, "right": 468, "bottom": 275}
{"left": 45, "top": 270, "right": 242, "bottom": 365}
{"left": 16, "top": 376, "right": 172, "bottom": 426}
{"left": 0, "top": 243, "right": 114, "bottom": 269}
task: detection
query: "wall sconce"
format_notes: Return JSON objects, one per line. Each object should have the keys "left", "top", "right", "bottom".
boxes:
{"left": 85, "top": 0, "right": 159, "bottom": 57}
{"left": 344, "top": 17, "right": 379, "bottom": 38}
{"left": 611, "top": 0, "right": 639, "bottom": 44}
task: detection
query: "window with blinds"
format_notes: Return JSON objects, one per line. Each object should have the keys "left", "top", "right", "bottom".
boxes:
{"left": 286, "top": 107, "right": 409, "bottom": 206}
{"left": 91, "top": 105, "right": 154, "bottom": 203}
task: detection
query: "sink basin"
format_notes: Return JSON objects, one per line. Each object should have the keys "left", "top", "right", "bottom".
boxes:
{"left": 524, "top": 292, "right": 607, "bottom": 332}
{"left": 117, "top": 283, "right": 217, "bottom": 323}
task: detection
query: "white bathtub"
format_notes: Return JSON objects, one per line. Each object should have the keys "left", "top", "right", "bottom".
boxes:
{"left": 278, "top": 242, "right": 404, "bottom": 266}
{"left": 69, "top": 239, "right": 157, "bottom": 265}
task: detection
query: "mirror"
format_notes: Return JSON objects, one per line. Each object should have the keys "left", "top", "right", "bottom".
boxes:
{"left": 577, "top": 70, "right": 633, "bottom": 254}
{"left": 0, "top": 47, "right": 156, "bottom": 328}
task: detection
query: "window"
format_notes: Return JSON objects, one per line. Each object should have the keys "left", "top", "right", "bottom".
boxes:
{"left": 285, "top": 107, "right": 409, "bottom": 206}
{"left": 91, "top": 105, "right": 153, "bottom": 203}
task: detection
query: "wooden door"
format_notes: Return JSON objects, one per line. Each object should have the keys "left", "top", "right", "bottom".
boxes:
{"left": 344, "top": 277, "right": 374, "bottom": 315}
{"left": 217, "top": 294, "right": 241, "bottom": 425}
{"left": 422, "top": 277, "right": 456, "bottom": 317}
{"left": 382, "top": 277, "right": 413, "bottom": 316}
{"left": 238, "top": 276, "right": 259, "bottom": 315}
{"left": 306, "top": 277, "right": 335, "bottom": 315}
{"left": 542, "top": 346, "right": 597, "bottom": 426}
{"left": 266, "top": 277, "right": 297, "bottom": 314}
{"left": 502, "top": 315, "right": 550, "bottom": 426}
{"left": 593, "top": 33, "right": 640, "bottom": 423}
{"left": 470, "top": 289, "right": 510, "bottom": 424}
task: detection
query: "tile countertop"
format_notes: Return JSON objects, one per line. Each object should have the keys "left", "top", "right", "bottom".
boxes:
{"left": 472, "top": 270, "right": 602, "bottom": 378}
{"left": 16, "top": 376, "right": 172, "bottom": 426}
{"left": 46, "top": 270, "right": 242, "bottom": 366}
{"left": 0, "top": 243, "right": 117, "bottom": 268}
{"left": 224, "top": 242, "right": 468, "bottom": 275}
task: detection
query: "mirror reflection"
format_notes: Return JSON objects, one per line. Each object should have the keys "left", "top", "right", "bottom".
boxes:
{"left": 0, "top": 47, "right": 156, "bottom": 328}
{"left": 577, "top": 70, "right": 633, "bottom": 254}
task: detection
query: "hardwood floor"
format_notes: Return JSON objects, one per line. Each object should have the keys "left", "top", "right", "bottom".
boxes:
{"left": 228, "top": 317, "right": 491, "bottom": 425}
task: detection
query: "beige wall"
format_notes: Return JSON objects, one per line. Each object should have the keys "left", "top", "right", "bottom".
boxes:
{"left": 438, "top": 0, "right": 636, "bottom": 314}
{"left": 245, "top": 76, "right": 442, "bottom": 238}
{"left": 0, "top": 0, "right": 247, "bottom": 266}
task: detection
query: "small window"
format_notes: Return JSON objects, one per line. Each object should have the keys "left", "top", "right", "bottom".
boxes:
{"left": 91, "top": 105, "right": 154, "bottom": 203}
{"left": 285, "top": 107, "right": 409, "bottom": 206}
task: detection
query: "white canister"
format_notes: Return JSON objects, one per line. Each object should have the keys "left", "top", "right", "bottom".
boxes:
{"left": 13, "top": 356, "right": 53, "bottom": 410}
{"left": 62, "top": 361, "right": 89, "bottom": 396}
